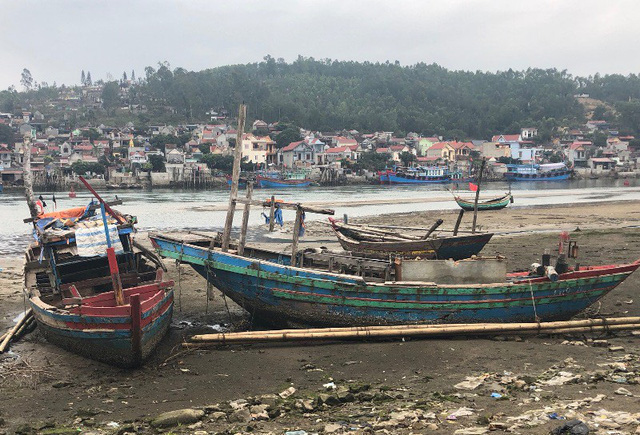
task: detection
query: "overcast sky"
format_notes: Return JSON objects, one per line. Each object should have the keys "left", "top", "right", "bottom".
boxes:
{"left": 1, "top": 0, "right": 638, "bottom": 90}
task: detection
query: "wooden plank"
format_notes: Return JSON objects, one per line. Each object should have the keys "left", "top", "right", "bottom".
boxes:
{"left": 235, "top": 198, "right": 334, "bottom": 215}
{"left": 268, "top": 195, "right": 276, "bottom": 232}
{"left": 238, "top": 181, "right": 254, "bottom": 256}
{"left": 472, "top": 158, "right": 486, "bottom": 234}
{"left": 221, "top": 104, "right": 247, "bottom": 252}
{"left": 291, "top": 206, "right": 303, "bottom": 266}
{"left": 453, "top": 209, "right": 465, "bottom": 236}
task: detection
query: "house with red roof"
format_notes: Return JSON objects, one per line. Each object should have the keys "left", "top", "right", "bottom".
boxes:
{"left": 278, "top": 137, "right": 326, "bottom": 167}
{"left": 564, "top": 141, "right": 591, "bottom": 167}
{"left": 0, "top": 144, "right": 12, "bottom": 168}
{"left": 425, "top": 142, "right": 474, "bottom": 161}
{"left": 325, "top": 145, "right": 361, "bottom": 163}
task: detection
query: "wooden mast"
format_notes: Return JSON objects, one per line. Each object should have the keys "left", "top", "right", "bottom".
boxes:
{"left": 220, "top": 104, "right": 247, "bottom": 252}
{"left": 22, "top": 135, "right": 39, "bottom": 220}
{"left": 471, "top": 158, "right": 486, "bottom": 234}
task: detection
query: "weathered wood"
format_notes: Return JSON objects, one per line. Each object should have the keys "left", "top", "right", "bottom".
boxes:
{"left": 0, "top": 309, "right": 32, "bottom": 353}
{"left": 237, "top": 182, "right": 254, "bottom": 256}
{"left": 291, "top": 206, "right": 303, "bottom": 266}
{"left": 472, "top": 158, "right": 486, "bottom": 234}
{"left": 23, "top": 200, "right": 124, "bottom": 223}
{"left": 133, "top": 240, "right": 167, "bottom": 271}
{"left": 79, "top": 176, "right": 125, "bottom": 224}
{"left": 235, "top": 198, "right": 334, "bottom": 215}
{"left": 268, "top": 195, "right": 276, "bottom": 232}
{"left": 130, "top": 293, "right": 142, "bottom": 366}
{"left": 422, "top": 219, "right": 444, "bottom": 240}
{"left": 453, "top": 209, "right": 465, "bottom": 236}
{"left": 221, "top": 104, "right": 247, "bottom": 251}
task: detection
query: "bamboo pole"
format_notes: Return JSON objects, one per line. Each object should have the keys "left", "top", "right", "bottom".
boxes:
{"left": 0, "top": 309, "right": 32, "bottom": 353}
{"left": 237, "top": 181, "right": 254, "bottom": 256}
{"left": 268, "top": 195, "right": 276, "bottom": 232}
{"left": 472, "top": 158, "right": 486, "bottom": 234}
{"left": 291, "top": 205, "right": 303, "bottom": 266}
{"left": 221, "top": 104, "right": 247, "bottom": 252}
{"left": 187, "top": 316, "right": 640, "bottom": 345}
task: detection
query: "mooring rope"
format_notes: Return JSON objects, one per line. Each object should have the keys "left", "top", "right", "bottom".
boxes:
{"left": 528, "top": 279, "right": 541, "bottom": 324}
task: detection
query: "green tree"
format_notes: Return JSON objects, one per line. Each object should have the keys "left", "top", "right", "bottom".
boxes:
{"left": 200, "top": 154, "right": 234, "bottom": 172}
{"left": 0, "top": 124, "right": 14, "bottom": 146}
{"left": 198, "top": 143, "right": 211, "bottom": 154}
{"left": 356, "top": 152, "right": 392, "bottom": 171}
{"left": 20, "top": 68, "right": 33, "bottom": 90}
{"left": 399, "top": 151, "right": 416, "bottom": 167}
{"left": 101, "top": 81, "right": 120, "bottom": 113}
{"left": 275, "top": 127, "right": 302, "bottom": 149}
{"left": 147, "top": 154, "right": 166, "bottom": 172}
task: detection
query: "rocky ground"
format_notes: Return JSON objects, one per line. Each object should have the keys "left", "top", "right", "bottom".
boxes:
{"left": 1, "top": 201, "right": 640, "bottom": 434}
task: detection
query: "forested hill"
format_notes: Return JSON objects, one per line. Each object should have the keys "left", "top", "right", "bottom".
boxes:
{"left": 6, "top": 57, "right": 640, "bottom": 138}
{"left": 140, "top": 58, "right": 584, "bottom": 138}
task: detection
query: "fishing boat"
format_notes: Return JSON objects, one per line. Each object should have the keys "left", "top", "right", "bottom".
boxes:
{"left": 150, "top": 232, "right": 640, "bottom": 326}
{"left": 379, "top": 166, "right": 451, "bottom": 184}
{"left": 149, "top": 104, "right": 640, "bottom": 328}
{"left": 256, "top": 170, "right": 313, "bottom": 188}
{"left": 22, "top": 175, "right": 174, "bottom": 367}
{"left": 329, "top": 218, "right": 493, "bottom": 260}
{"left": 505, "top": 163, "right": 572, "bottom": 181}
{"left": 454, "top": 193, "right": 513, "bottom": 211}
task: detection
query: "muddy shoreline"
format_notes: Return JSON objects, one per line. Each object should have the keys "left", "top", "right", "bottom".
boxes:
{"left": 1, "top": 200, "right": 640, "bottom": 434}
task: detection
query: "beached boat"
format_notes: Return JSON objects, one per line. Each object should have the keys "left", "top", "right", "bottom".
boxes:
{"left": 505, "top": 163, "right": 572, "bottom": 181}
{"left": 454, "top": 193, "right": 513, "bottom": 211}
{"left": 150, "top": 232, "right": 640, "bottom": 326}
{"left": 23, "top": 189, "right": 173, "bottom": 367}
{"left": 328, "top": 218, "right": 493, "bottom": 260}
{"left": 256, "top": 172, "right": 313, "bottom": 188}
{"left": 379, "top": 166, "right": 451, "bottom": 184}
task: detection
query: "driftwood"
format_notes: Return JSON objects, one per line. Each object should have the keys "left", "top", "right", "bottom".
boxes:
{"left": 0, "top": 309, "right": 33, "bottom": 353}
{"left": 185, "top": 316, "right": 640, "bottom": 346}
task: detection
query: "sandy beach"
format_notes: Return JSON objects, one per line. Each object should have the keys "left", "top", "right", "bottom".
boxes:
{"left": 1, "top": 200, "right": 640, "bottom": 434}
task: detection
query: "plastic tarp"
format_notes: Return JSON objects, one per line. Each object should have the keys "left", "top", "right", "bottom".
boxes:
{"left": 75, "top": 224, "right": 124, "bottom": 257}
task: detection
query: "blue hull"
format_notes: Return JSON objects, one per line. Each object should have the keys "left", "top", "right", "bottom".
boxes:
{"left": 258, "top": 178, "right": 313, "bottom": 188}
{"left": 150, "top": 235, "right": 638, "bottom": 326}
{"left": 383, "top": 174, "right": 451, "bottom": 184}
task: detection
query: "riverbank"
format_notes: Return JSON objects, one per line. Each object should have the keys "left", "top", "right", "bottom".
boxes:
{"left": 1, "top": 201, "right": 640, "bottom": 434}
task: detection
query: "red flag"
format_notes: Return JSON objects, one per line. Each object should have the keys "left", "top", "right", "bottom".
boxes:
{"left": 469, "top": 182, "right": 478, "bottom": 192}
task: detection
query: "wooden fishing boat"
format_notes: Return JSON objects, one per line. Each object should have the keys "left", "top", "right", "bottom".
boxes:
{"left": 455, "top": 193, "right": 513, "bottom": 211}
{"left": 22, "top": 177, "right": 173, "bottom": 367}
{"left": 149, "top": 232, "right": 640, "bottom": 326}
{"left": 256, "top": 174, "right": 313, "bottom": 188}
{"left": 328, "top": 218, "right": 493, "bottom": 260}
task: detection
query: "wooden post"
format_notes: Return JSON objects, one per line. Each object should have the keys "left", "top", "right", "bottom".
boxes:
{"left": 268, "top": 195, "right": 276, "bottom": 232}
{"left": 453, "top": 209, "right": 465, "bottom": 236}
{"left": 238, "top": 181, "right": 254, "bottom": 256}
{"left": 422, "top": 219, "right": 443, "bottom": 240}
{"left": 472, "top": 158, "right": 486, "bottom": 234}
{"left": 22, "top": 136, "right": 39, "bottom": 220}
{"left": 130, "top": 293, "right": 142, "bottom": 366}
{"left": 291, "top": 205, "right": 303, "bottom": 266}
{"left": 220, "top": 104, "right": 247, "bottom": 251}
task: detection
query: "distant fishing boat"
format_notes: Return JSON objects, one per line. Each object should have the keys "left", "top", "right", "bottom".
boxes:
{"left": 329, "top": 218, "right": 493, "bottom": 260}
{"left": 0, "top": 181, "right": 3, "bottom": 193}
{"left": 505, "top": 163, "right": 571, "bottom": 181}
{"left": 379, "top": 166, "right": 451, "bottom": 184}
{"left": 455, "top": 193, "right": 513, "bottom": 211}
{"left": 256, "top": 170, "right": 313, "bottom": 188}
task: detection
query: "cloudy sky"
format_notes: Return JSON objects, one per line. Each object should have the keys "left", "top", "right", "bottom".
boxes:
{"left": 1, "top": 0, "right": 638, "bottom": 90}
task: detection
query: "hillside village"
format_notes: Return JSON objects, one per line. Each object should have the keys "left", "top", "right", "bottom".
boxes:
{"left": 1, "top": 84, "right": 639, "bottom": 188}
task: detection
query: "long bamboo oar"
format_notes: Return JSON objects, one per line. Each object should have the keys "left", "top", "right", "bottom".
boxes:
{"left": 0, "top": 309, "right": 33, "bottom": 353}
{"left": 187, "top": 317, "right": 640, "bottom": 346}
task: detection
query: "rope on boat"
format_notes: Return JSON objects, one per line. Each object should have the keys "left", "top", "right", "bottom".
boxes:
{"left": 528, "top": 279, "right": 540, "bottom": 323}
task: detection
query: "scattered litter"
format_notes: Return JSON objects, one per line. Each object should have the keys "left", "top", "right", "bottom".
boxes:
{"left": 538, "top": 371, "right": 581, "bottom": 386}
{"left": 614, "top": 387, "right": 633, "bottom": 396}
{"left": 279, "top": 387, "right": 296, "bottom": 399}
{"left": 105, "top": 422, "right": 120, "bottom": 428}
{"left": 454, "top": 427, "right": 489, "bottom": 434}
{"left": 323, "top": 382, "right": 336, "bottom": 390}
{"left": 455, "top": 374, "right": 490, "bottom": 390}
{"left": 206, "top": 324, "right": 228, "bottom": 332}
{"left": 548, "top": 412, "right": 565, "bottom": 420}
{"left": 285, "top": 431, "right": 308, "bottom": 435}
{"left": 550, "top": 419, "right": 589, "bottom": 435}
{"left": 490, "top": 392, "right": 502, "bottom": 399}
{"left": 447, "top": 407, "right": 475, "bottom": 419}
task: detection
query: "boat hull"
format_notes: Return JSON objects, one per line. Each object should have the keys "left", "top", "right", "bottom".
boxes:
{"left": 455, "top": 194, "right": 511, "bottom": 211}
{"left": 381, "top": 173, "right": 451, "bottom": 184}
{"left": 150, "top": 235, "right": 639, "bottom": 326}
{"left": 257, "top": 176, "right": 313, "bottom": 188}
{"left": 504, "top": 172, "right": 571, "bottom": 181}
{"left": 29, "top": 289, "right": 173, "bottom": 367}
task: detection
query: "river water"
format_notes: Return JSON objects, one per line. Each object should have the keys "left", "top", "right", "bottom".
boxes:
{"left": 1, "top": 179, "right": 639, "bottom": 256}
